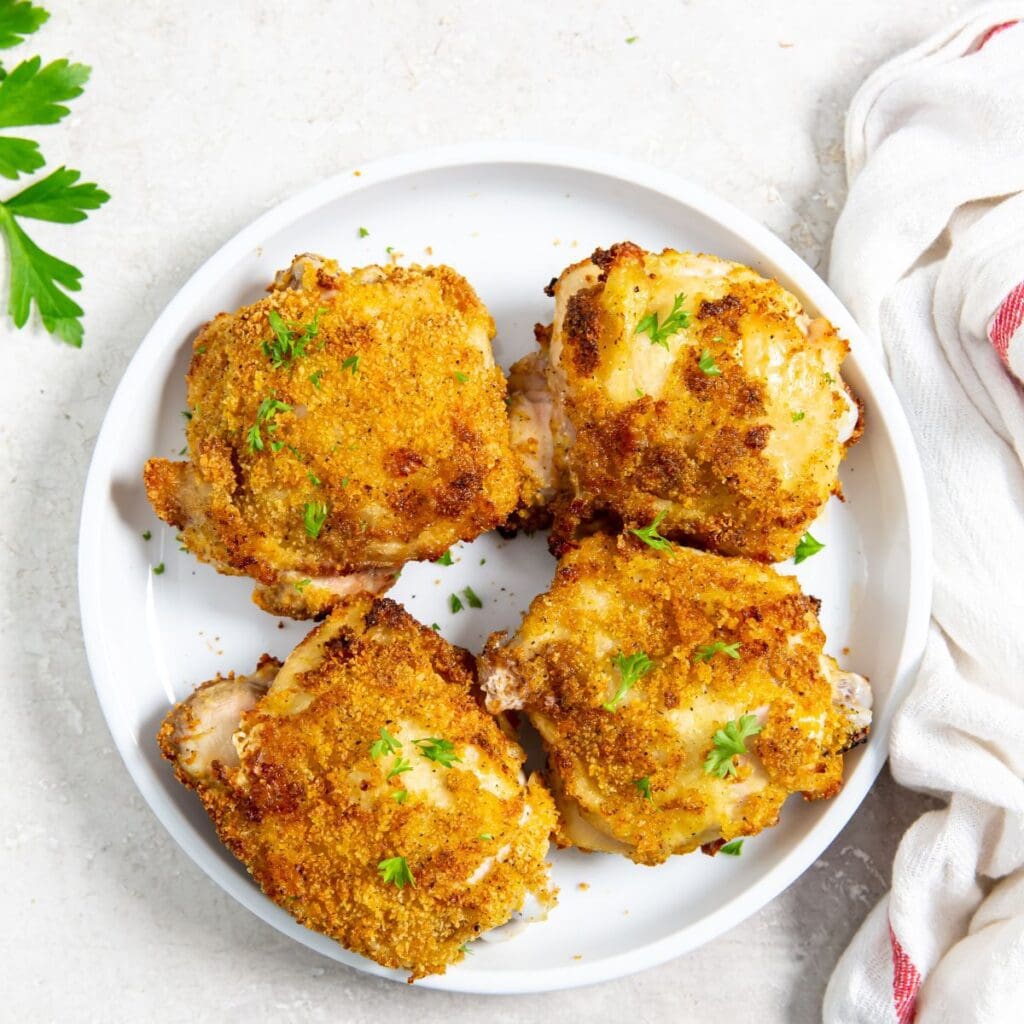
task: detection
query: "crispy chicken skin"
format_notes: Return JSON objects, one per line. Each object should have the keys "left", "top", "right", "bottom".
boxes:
{"left": 479, "top": 533, "right": 871, "bottom": 866}
{"left": 145, "top": 254, "right": 519, "bottom": 618}
{"left": 158, "top": 596, "right": 557, "bottom": 980}
{"left": 507, "top": 243, "right": 862, "bottom": 561}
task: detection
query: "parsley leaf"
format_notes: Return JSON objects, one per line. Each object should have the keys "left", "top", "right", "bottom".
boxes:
{"left": 462, "top": 585, "right": 482, "bottom": 608}
{"left": 341, "top": 354, "right": 359, "bottom": 375}
{"left": 245, "top": 396, "right": 291, "bottom": 452}
{"left": 377, "top": 856, "right": 414, "bottom": 889}
{"left": 625, "top": 35, "right": 638, "bottom": 44}
{"left": 635, "top": 292, "right": 691, "bottom": 348}
{"left": 791, "top": 411, "right": 805, "bottom": 422}
{"left": 720, "top": 839, "right": 744, "bottom": 856}
{"left": 630, "top": 509, "right": 673, "bottom": 552}
{"left": 693, "top": 641, "right": 742, "bottom": 663}
{"left": 449, "top": 593, "right": 463, "bottom": 613}
{"left": 391, "top": 788, "right": 408, "bottom": 804}
{"left": 703, "top": 714, "right": 763, "bottom": 778}
{"left": 794, "top": 531, "right": 825, "bottom": 564}
{"left": 2, "top": 165, "right": 106, "bottom": 221}
{"left": 0, "top": 56, "right": 89, "bottom": 129}
{"left": 386, "top": 756, "right": 412, "bottom": 779}
{"left": 433, "top": 550, "right": 453, "bottom": 566}
{"left": 309, "top": 369, "right": 324, "bottom": 389}
{"left": 307, "top": 470, "right": 321, "bottom": 487}
{"left": 358, "top": 226, "right": 369, "bottom": 238}
{"left": 262, "top": 307, "right": 321, "bottom": 368}
{"left": 633, "top": 776, "right": 653, "bottom": 801}
{"left": 603, "top": 650, "right": 654, "bottom": 712}
{"left": 413, "top": 736, "right": 460, "bottom": 768}
{"left": 698, "top": 349, "right": 721, "bottom": 376}
{"left": 0, "top": 135, "right": 41, "bottom": 179}
{"left": 141, "top": 529, "right": 151, "bottom": 541}
{"left": 454, "top": 370, "right": 468, "bottom": 383}
{"left": 152, "top": 562, "right": 165, "bottom": 575}
{"left": 302, "top": 500, "right": 329, "bottom": 539}
{"left": 478, "top": 833, "right": 494, "bottom": 841}
{"left": 371, "top": 727, "right": 402, "bottom": 759}
{"left": 0, "top": 2, "right": 48, "bottom": 50}
{"left": 292, "top": 577, "right": 311, "bottom": 592}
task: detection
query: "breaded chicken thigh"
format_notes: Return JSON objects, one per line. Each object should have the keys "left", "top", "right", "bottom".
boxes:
{"left": 479, "top": 533, "right": 870, "bottom": 866}
{"left": 145, "top": 254, "right": 518, "bottom": 618}
{"left": 159, "top": 596, "right": 557, "bottom": 980}
{"left": 507, "top": 243, "right": 861, "bottom": 562}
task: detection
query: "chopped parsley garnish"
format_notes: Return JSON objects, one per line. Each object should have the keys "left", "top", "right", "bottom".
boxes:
{"left": 462, "top": 585, "right": 482, "bottom": 608}
{"left": 341, "top": 354, "right": 359, "bottom": 375}
{"left": 703, "top": 714, "right": 763, "bottom": 778}
{"left": 603, "top": 650, "right": 654, "bottom": 712}
{"left": 698, "top": 349, "right": 721, "bottom": 376}
{"left": 358, "top": 226, "right": 369, "bottom": 237}
{"left": 720, "top": 839, "right": 744, "bottom": 856}
{"left": 386, "top": 756, "right": 412, "bottom": 779}
{"left": 794, "top": 531, "right": 825, "bottom": 564}
{"left": 270, "top": 439, "right": 284, "bottom": 453}
{"left": 292, "top": 578, "right": 311, "bottom": 592}
{"left": 823, "top": 372, "right": 835, "bottom": 385}
{"left": 309, "top": 369, "right": 324, "bottom": 389}
{"left": 302, "top": 500, "right": 328, "bottom": 539}
{"left": 370, "top": 727, "right": 402, "bottom": 759}
{"left": 262, "top": 307, "right": 322, "bottom": 368}
{"left": 634, "top": 387, "right": 644, "bottom": 397}
{"left": 391, "top": 789, "right": 408, "bottom": 804}
{"left": 245, "top": 396, "right": 291, "bottom": 453}
{"left": 454, "top": 371, "right": 469, "bottom": 383}
{"left": 385, "top": 245, "right": 394, "bottom": 254}
{"left": 433, "top": 550, "right": 453, "bottom": 566}
{"left": 449, "top": 593, "right": 463, "bottom": 613}
{"left": 307, "top": 470, "right": 321, "bottom": 487}
{"left": 625, "top": 35, "right": 638, "bottom": 43}
{"left": 792, "top": 411, "right": 805, "bottom": 422}
{"left": 430, "top": 622, "right": 441, "bottom": 631}
{"left": 340, "top": 476, "right": 349, "bottom": 488}
{"left": 712, "top": 334, "right": 724, "bottom": 343}
{"left": 377, "top": 856, "right": 414, "bottom": 889}
{"left": 458, "top": 943, "right": 474, "bottom": 955}
{"left": 141, "top": 530, "right": 151, "bottom": 541}
{"left": 630, "top": 509, "right": 673, "bottom": 552}
{"left": 693, "top": 640, "right": 742, "bottom": 663}
{"left": 633, "top": 777, "right": 653, "bottom": 801}
{"left": 413, "top": 737, "right": 460, "bottom": 768}
{"left": 286, "top": 444, "right": 304, "bottom": 461}
{"left": 151, "top": 562, "right": 165, "bottom": 575}
{"left": 635, "top": 292, "right": 691, "bottom": 348}
{"left": 478, "top": 833, "right": 494, "bottom": 841}
{"left": 181, "top": 409, "right": 192, "bottom": 420}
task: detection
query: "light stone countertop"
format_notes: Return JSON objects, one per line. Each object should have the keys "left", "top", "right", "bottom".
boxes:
{"left": 0, "top": 2, "right": 959, "bottom": 1020}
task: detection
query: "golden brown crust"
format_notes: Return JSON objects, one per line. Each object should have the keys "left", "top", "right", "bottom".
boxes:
{"left": 507, "top": 244, "right": 861, "bottom": 562}
{"left": 144, "top": 256, "right": 519, "bottom": 617}
{"left": 158, "top": 596, "right": 557, "bottom": 979}
{"left": 480, "top": 534, "right": 863, "bottom": 865}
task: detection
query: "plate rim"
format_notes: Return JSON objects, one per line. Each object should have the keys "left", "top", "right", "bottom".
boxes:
{"left": 78, "top": 141, "right": 932, "bottom": 994}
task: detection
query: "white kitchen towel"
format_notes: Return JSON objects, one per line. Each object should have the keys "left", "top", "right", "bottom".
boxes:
{"left": 824, "top": 7, "right": 1024, "bottom": 1024}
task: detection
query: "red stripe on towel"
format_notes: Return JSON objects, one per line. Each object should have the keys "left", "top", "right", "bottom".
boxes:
{"left": 889, "top": 922, "right": 921, "bottom": 1024}
{"left": 975, "top": 20, "right": 1019, "bottom": 50}
{"left": 989, "top": 281, "right": 1024, "bottom": 364}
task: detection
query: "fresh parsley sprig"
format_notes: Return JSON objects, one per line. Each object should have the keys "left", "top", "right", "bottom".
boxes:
{"left": 633, "top": 776, "right": 653, "bottom": 801}
{"left": 603, "top": 650, "right": 653, "bottom": 712}
{"left": 377, "top": 856, "right": 414, "bottom": 889}
{"left": 0, "top": 5, "right": 109, "bottom": 346}
{"left": 245, "top": 397, "right": 291, "bottom": 453}
{"left": 794, "top": 531, "right": 825, "bottom": 564}
{"left": 413, "top": 736, "right": 460, "bottom": 768}
{"left": 703, "top": 714, "right": 763, "bottom": 778}
{"left": 630, "top": 509, "right": 674, "bottom": 552}
{"left": 635, "top": 292, "right": 691, "bottom": 348}
{"left": 302, "top": 500, "right": 329, "bottom": 539}
{"left": 262, "top": 307, "right": 322, "bottom": 368}
{"left": 370, "top": 727, "right": 401, "bottom": 760}
{"left": 693, "top": 640, "right": 742, "bottom": 663}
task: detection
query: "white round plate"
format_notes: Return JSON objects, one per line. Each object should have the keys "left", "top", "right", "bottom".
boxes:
{"left": 79, "top": 143, "right": 931, "bottom": 994}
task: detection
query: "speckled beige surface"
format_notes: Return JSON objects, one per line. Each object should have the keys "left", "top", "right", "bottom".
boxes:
{"left": 0, "top": 1, "right": 957, "bottom": 1019}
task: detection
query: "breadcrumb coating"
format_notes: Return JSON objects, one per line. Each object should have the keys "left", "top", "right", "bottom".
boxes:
{"left": 158, "top": 596, "right": 557, "bottom": 979}
{"left": 507, "top": 243, "right": 862, "bottom": 561}
{"left": 480, "top": 533, "right": 869, "bottom": 866}
{"left": 145, "top": 254, "right": 518, "bottom": 618}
